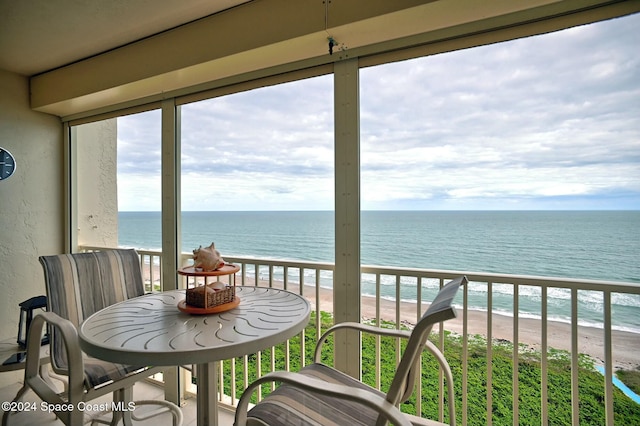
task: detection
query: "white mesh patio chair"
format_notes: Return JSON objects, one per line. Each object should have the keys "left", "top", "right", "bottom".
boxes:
{"left": 235, "top": 275, "right": 466, "bottom": 426}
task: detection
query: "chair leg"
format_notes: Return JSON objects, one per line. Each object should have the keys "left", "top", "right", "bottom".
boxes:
{"left": 130, "top": 400, "right": 184, "bottom": 426}
{"left": 68, "top": 406, "right": 85, "bottom": 426}
{"left": 1, "top": 384, "right": 29, "bottom": 426}
{"left": 87, "top": 393, "right": 183, "bottom": 426}
{"left": 120, "top": 387, "right": 134, "bottom": 426}
{"left": 106, "top": 388, "right": 133, "bottom": 426}
{"left": 2, "top": 364, "right": 59, "bottom": 426}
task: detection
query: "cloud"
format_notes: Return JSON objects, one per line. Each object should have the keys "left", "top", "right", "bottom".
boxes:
{"left": 117, "top": 14, "right": 640, "bottom": 211}
{"left": 358, "top": 14, "right": 640, "bottom": 210}
{"left": 175, "top": 77, "right": 336, "bottom": 210}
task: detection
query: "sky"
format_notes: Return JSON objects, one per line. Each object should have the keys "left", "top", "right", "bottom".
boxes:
{"left": 117, "top": 13, "right": 639, "bottom": 212}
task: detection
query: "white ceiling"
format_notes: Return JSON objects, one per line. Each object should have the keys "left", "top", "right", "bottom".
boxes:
{"left": 0, "top": 0, "right": 252, "bottom": 76}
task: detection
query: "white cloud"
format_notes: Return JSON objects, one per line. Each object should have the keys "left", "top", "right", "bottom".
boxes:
{"left": 117, "top": 14, "right": 640, "bottom": 211}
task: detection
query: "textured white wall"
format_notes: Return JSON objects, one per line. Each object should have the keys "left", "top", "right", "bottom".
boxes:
{"left": 77, "top": 119, "right": 118, "bottom": 248}
{"left": 0, "top": 69, "right": 62, "bottom": 385}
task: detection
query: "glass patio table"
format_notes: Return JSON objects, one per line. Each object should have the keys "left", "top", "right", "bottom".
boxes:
{"left": 78, "top": 286, "right": 311, "bottom": 426}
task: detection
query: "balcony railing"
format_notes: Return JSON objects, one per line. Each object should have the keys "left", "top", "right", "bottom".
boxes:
{"left": 81, "top": 246, "right": 640, "bottom": 425}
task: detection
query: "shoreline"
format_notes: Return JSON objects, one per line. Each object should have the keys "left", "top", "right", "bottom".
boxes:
{"left": 153, "top": 266, "right": 640, "bottom": 370}
{"left": 254, "top": 280, "right": 640, "bottom": 371}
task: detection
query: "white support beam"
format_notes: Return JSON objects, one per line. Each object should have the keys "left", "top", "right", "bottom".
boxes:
{"left": 333, "top": 57, "right": 361, "bottom": 378}
{"left": 33, "top": 0, "right": 637, "bottom": 118}
{"left": 65, "top": 123, "right": 77, "bottom": 253}
{"left": 160, "top": 98, "right": 183, "bottom": 405}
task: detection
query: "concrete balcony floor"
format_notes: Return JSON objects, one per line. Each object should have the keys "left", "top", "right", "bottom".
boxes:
{"left": 0, "top": 380, "right": 235, "bottom": 426}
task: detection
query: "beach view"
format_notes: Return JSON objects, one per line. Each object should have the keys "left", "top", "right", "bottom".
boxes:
{"left": 113, "top": 11, "right": 640, "bottom": 424}
{"left": 127, "top": 210, "right": 640, "bottom": 372}
{"left": 6, "top": 2, "right": 640, "bottom": 425}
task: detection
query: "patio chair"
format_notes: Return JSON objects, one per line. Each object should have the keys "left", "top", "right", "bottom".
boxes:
{"left": 235, "top": 275, "right": 466, "bottom": 426}
{"left": 10, "top": 249, "right": 181, "bottom": 426}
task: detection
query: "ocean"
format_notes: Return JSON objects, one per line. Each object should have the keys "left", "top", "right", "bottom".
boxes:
{"left": 118, "top": 210, "right": 640, "bottom": 333}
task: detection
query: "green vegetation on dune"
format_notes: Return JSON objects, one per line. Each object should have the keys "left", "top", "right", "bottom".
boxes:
{"left": 220, "top": 312, "right": 640, "bottom": 425}
{"left": 617, "top": 368, "right": 640, "bottom": 395}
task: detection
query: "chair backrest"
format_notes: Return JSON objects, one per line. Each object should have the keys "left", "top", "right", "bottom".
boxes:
{"left": 39, "top": 249, "right": 144, "bottom": 370}
{"left": 386, "top": 276, "right": 466, "bottom": 407}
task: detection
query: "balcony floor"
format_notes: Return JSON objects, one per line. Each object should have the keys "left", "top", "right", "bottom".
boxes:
{"left": 0, "top": 380, "right": 235, "bottom": 425}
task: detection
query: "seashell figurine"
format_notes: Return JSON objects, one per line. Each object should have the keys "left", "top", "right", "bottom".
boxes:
{"left": 192, "top": 242, "right": 225, "bottom": 271}
{"left": 208, "top": 281, "right": 226, "bottom": 291}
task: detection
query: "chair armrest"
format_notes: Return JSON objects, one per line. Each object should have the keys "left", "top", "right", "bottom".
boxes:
{"left": 423, "top": 341, "right": 456, "bottom": 423}
{"left": 314, "top": 322, "right": 456, "bottom": 423}
{"left": 314, "top": 322, "right": 453, "bottom": 377}
{"left": 314, "top": 322, "right": 411, "bottom": 362}
{"left": 234, "top": 370, "right": 411, "bottom": 426}
{"left": 24, "top": 312, "right": 85, "bottom": 405}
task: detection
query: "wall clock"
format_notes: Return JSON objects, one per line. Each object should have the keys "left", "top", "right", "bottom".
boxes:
{"left": 0, "top": 147, "right": 16, "bottom": 181}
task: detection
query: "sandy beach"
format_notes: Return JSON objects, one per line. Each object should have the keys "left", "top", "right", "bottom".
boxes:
{"left": 267, "top": 280, "right": 639, "bottom": 371}
{"left": 157, "top": 266, "right": 640, "bottom": 370}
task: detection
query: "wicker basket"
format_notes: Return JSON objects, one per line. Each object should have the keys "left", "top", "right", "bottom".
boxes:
{"left": 185, "top": 283, "right": 235, "bottom": 308}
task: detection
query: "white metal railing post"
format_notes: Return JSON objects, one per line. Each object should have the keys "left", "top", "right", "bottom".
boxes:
{"left": 462, "top": 280, "right": 469, "bottom": 426}
{"left": 487, "top": 281, "right": 494, "bottom": 426}
{"left": 513, "top": 284, "right": 519, "bottom": 425}
{"left": 541, "top": 286, "right": 549, "bottom": 425}
{"left": 603, "top": 290, "right": 614, "bottom": 426}
{"left": 438, "top": 277, "right": 446, "bottom": 423}
{"left": 571, "top": 288, "right": 579, "bottom": 426}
